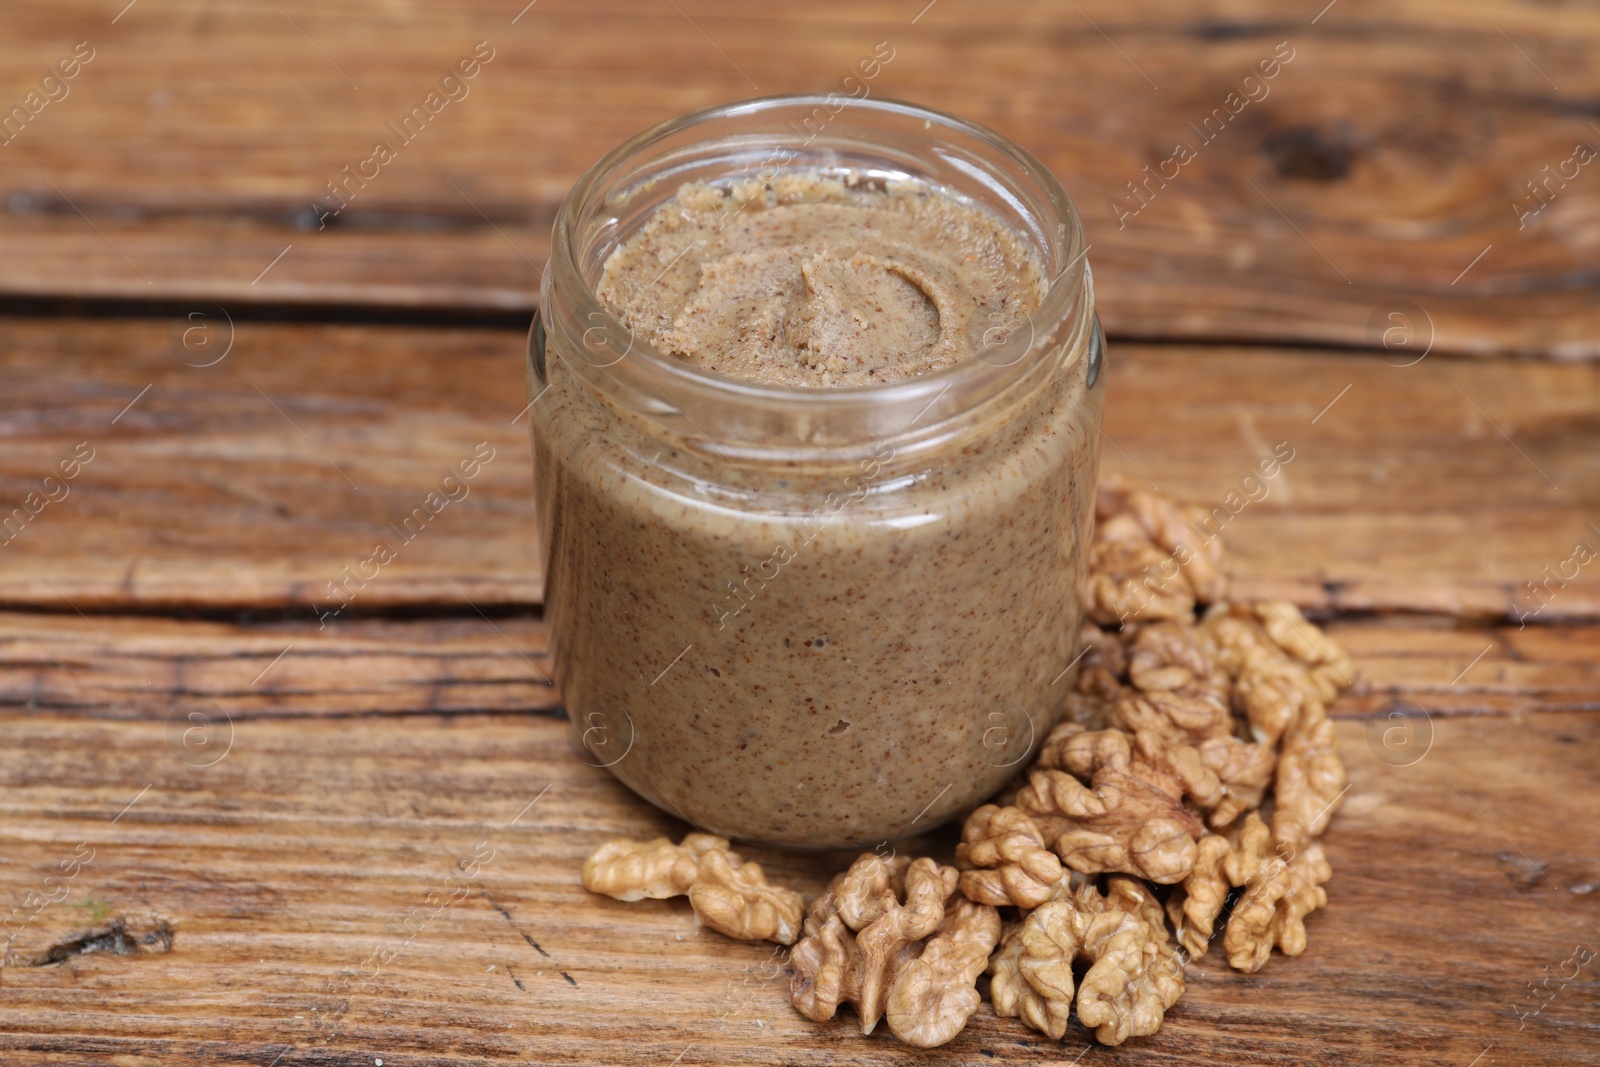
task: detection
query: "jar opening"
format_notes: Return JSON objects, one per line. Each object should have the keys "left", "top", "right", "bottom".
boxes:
{"left": 540, "top": 94, "right": 1092, "bottom": 463}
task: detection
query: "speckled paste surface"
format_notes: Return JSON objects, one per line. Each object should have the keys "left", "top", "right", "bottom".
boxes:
{"left": 594, "top": 172, "right": 1043, "bottom": 388}
{"left": 533, "top": 172, "right": 1100, "bottom": 848}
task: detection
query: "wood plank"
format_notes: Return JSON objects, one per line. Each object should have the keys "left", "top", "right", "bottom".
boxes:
{"left": 0, "top": 223, "right": 549, "bottom": 313}
{"left": 1333, "top": 617, "right": 1600, "bottom": 717}
{"left": 0, "top": 316, "right": 542, "bottom": 613}
{"left": 1, "top": 0, "right": 1597, "bottom": 354}
{"left": 3, "top": 316, "right": 1597, "bottom": 618}
{"left": 0, "top": 700, "right": 1595, "bottom": 1064}
{"left": 0, "top": 613, "right": 558, "bottom": 722}
{"left": 3, "top": 612, "right": 1599, "bottom": 726}
{"left": 1104, "top": 341, "right": 1600, "bottom": 622}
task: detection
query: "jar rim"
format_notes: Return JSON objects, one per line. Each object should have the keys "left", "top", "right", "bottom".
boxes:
{"left": 542, "top": 93, "right": 1091, "bottom": 455}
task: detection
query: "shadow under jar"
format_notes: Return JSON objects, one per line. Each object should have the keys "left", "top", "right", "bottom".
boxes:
{"left": 528, "top": 95, "right": 1105, "bottom": 849}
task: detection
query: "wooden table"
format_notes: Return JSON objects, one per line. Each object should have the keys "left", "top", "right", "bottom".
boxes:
{"left": 2, "top": 2, "right": 1597, "bottom": 1064}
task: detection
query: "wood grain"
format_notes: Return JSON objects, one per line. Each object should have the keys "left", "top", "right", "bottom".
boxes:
{"left": 1, "top": 0, "right": 1597, "bottom": 354}
{"left": 4, "top": 316, "right": 1596, "bottom": 619}
{"left": 1105, "top": 341, "right": 1600, "bottom": 621}
{"left": 2, "top": 4, "right": 1597, "bottom": 1062}
{"left": 1, "top": 700, "right": 1595, "bottom": 1065}
{"left": 2, "top": 611, "right": 1597, "bottom": 726}
{"left": 0, "top": 316, "right": 542, "bottom": 614}
{"left": 0, "top": 613, "right": 558, "bottom": 722}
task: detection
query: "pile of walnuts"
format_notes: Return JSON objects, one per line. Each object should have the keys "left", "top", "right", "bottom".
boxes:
{"left": 582, "top": 480, "right": 1352, "bottom": 1048}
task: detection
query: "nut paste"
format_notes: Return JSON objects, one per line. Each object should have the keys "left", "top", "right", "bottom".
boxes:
{"left": 533, "top": 169, "right": 1101, "bottom": 848}
{"left": 594, "top": 172, "right": 1041, "bottom": 387}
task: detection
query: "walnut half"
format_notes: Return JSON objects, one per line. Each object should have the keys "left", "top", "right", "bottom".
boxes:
{"left": 1165, "top": 832, "right": 1234, "bottom": 960}
{"left": 688, "top": 847, "right": 805, "bottom": 944}
{"left": 1020, "top": 724, "right": 1213, "bottom": 884}
{"left": 581, "top": 833, "right": 803, "bottom": 944}
{"left": 886, "top": 896, "right": 1002, "bottom": 1048}
{"left": 790, "top": 852, "right": 999, "bottom": 1048}
{"left": 1224, "top": 840, "right": 1333, "bottom": 973}
{"left": 988, "top": 904, "right": 1079, "bottom": 1040}
{"left": 956, "top": 804, "right": 1065, "bottom": 909}
{"left": 580, "top": 832, "right": 725, "bottom": 901}
{"left": 990, "top": 875, "right": 1184, "bottom": 1046}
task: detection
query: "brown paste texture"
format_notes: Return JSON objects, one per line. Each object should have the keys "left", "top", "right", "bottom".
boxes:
{"left": 595, "top": 172, "right": 1045, "bottom": 387}
{"left": 536, "top": 168, "right": 1097, "bottom": 849}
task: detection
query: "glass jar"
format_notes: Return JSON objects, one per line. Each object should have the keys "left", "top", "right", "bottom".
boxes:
{"left": 528, "top": 95, "right": 1104, "bottom": 849}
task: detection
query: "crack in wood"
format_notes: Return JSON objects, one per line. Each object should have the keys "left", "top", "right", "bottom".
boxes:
{"left": 481, "top": 891, "right": 576, "bottom": 988}
{"left": 21, "top": 918, "right": 174, "bottom": 967}
{"left": 0, "top": 601, "right": 548, "bottom": 625}
{"left": 8, "top": 189, "right": 561, "bottom": 235}
{"left": 482, "top": 891, "right": 553, "bottom": 959}
{"left": 0, "top": 294, "right": 534, "bottom": 331}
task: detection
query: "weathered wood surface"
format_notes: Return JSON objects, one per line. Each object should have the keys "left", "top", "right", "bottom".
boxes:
{"left": 1, "top": 611, "right": 1597, "bottom": 724}
{"left": 4, "top": 316, "right": 1596, "bottom": 620}
{"left": 3, "top": 1, "right": 1598, "bottom": 1063}
{"left": 1, "top": 691, "right": 1596, "bottom": 1065}
{"left": 0, "top": 317, "right": 543, "bottom": 614}
{"left": 0, "top": 613, "right": 558, "bottom": 722}
{"left": 2, "top": 614, "right": 1596, "bottom": 1061}
{"left": 1, "top": 0, "right": 1598, "bottom": 355}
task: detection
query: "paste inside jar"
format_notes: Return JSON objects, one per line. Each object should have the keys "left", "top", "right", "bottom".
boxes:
{"left": 595, "top": 172, "right": 1045, "bottom": 387}
{"left": 536, "top": 169, "right": 1097, "bottom": 848}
